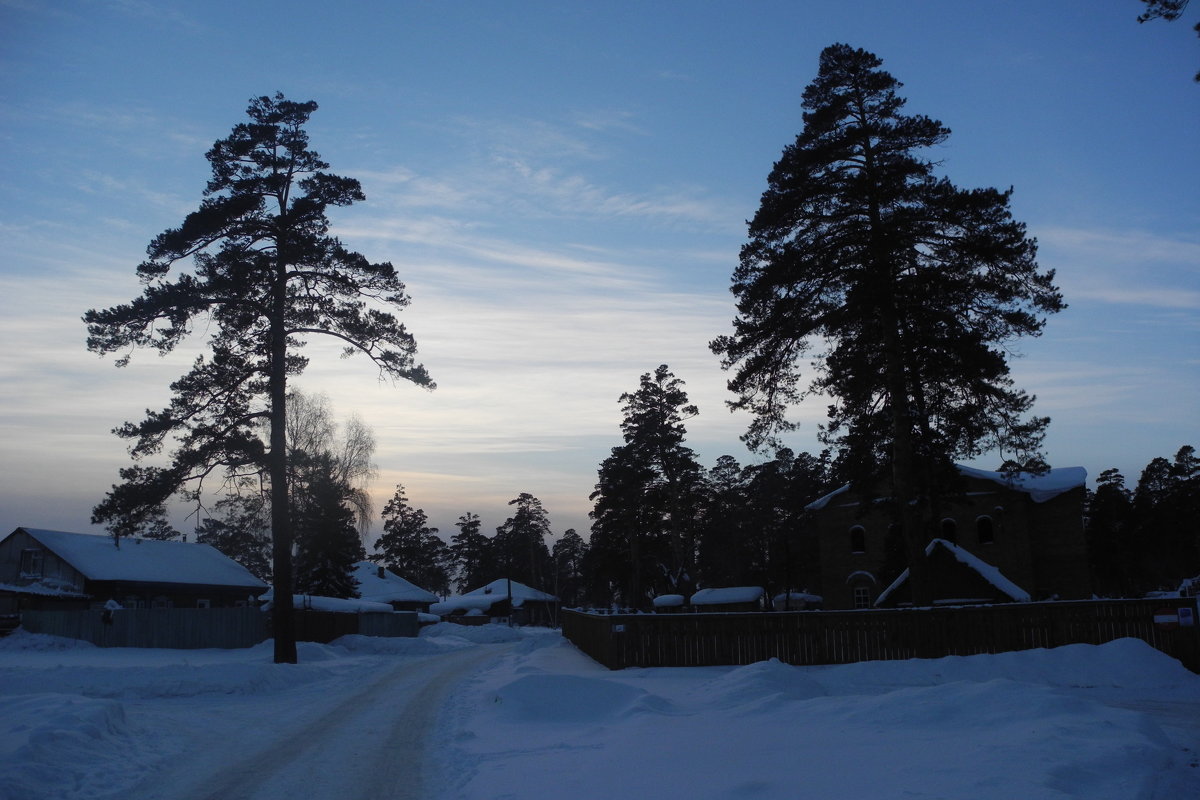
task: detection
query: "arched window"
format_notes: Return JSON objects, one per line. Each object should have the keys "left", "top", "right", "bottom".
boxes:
{"left": 976, "top": 515, "right": 995, "bottom": 544}
{"left": 940, "top": 518, "right": 957, "bottom": 543}
{"left": 850, "top": 525, "right": 866, "bottom": 554}
{"left": 845, "top": 571, "right": 877, "bottom": 609}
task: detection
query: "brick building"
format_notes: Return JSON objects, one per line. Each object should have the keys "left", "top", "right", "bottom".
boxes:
{"left": 803, "top": 466, "right": 1091, "bottom": 610}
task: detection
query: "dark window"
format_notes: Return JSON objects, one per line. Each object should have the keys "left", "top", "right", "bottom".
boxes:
{"left": 940, "top": 518, "right": 958, "bottom": 543}
{"left": 850, "top": 525, "right": 866, "bottom": 553}
{"left": 853, "top": 586, "right": 871, "bottom": 609}
{"left": 19, "top": 548, "right": 43, "bottom": 577}
{"left": 976, "top": 515, "right": 995, "bottom": 544}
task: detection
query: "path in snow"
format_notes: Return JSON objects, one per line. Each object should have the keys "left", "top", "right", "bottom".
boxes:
{"left": 122, "top": 645, "right": 503, "bottom": 800}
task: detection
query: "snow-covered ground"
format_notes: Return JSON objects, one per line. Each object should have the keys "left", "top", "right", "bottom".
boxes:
{"left": 2, "top": 626, "right": 1198, "bottom": 800}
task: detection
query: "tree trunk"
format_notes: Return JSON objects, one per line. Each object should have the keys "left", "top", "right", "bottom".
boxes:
{"left": 270, "top": 240, "right": 297, "bottom": 664}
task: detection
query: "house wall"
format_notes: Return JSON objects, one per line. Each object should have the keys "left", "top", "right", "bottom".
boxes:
{"left": 0, "top": 529, "right": 87, "bottom": 594}
{"left": 810, "top": 475, "right": 1090, "bottom": 609}
{"left": 86, "top": 582, "right": 261, "bottom": 610}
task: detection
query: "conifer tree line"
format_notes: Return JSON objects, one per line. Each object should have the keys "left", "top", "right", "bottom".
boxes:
{"left": 87, "top": 45, "right": 1191, "bottom": 662}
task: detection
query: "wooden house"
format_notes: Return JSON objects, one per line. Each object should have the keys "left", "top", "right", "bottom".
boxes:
{"left": 351, "top": 561, "right": 438, "bottom": 612}
{"left": 431, "top": 579, "right": 559, "bottom": 626}
{"left": 0, "top": 527, "right": 267, "bottom": 616}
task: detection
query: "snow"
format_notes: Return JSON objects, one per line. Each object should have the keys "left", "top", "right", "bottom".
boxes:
{"left": 0, "top": 581, "right": 88, "bottom": 599}
{"left": 876, "top": 538, "right": 1032, "bottom": 606}
{"left": 432, "top": 578, "right": 557, "bottom": 615}
{"left": 805, "top": 464, "right": 1087, "bottom": 509}
{"left": 257, "top": 589, "right": 395, "bottom": 614}
{"left": 652, "top": 594, "right": 685, "bottom": 608}
{"left": 350, "top": 561, "right": 437, "bottom": 605}
{"left": 690, "top": 586, "right": 764, "bottom": 605}
{"left": 12, "top": 528, "right": 267, "bottom": 590}
{"left": 956, "top": 464, "right": 1087, "bottom": 502}
{"left": 1, "top": 628, "right": 1198, "bottom": 799}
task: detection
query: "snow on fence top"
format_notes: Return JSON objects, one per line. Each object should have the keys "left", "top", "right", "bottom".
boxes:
{"left": 652, "top": 594, "right": 685, "bottom": 608}
{"left": 14, "top": 528, "right": 267, "bottom": 590}
{"left": 805, "top": 465, "right": 1086, "bottom": 510}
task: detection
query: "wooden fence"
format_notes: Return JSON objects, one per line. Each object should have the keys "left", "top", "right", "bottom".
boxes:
{"left": 20, "top": 607, "right": 419, "bottom": 649}
{"left": 562, "top": 598, "right": 1200, "bottom": 672}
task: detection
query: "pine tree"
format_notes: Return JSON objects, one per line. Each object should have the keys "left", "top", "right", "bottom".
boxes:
{"left": 293, "top": 456, "right": 365, "bottom": 598}
{"left": 493, "top": 493, "right": 553, "bottom": 590}
{"left": 1085, "top": 468, "right": 1136, "bottom": 596}
{"left": 711, "top": 45, "right": 1063, "bottom": 604}
{"left": 195, "top": 493, "right": 273, "bottom": 581}
{"left": 551, "top": 529, "right": 588, "bottom": 606}
{"left": 84, "top": 94, "right": 432, "bottom": 662}
{"left": 450, "top": 512, "right": 494, "bottom": 592}
{"left": 589, "top": 365, "right": 705, "bottom": 606}
{"left": 374, "top": 485, "right": 451, "bottom": 596}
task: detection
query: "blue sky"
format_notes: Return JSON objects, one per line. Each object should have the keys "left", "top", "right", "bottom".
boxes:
{"left": 1, "top": 1, "right": 1197, "bottom": 544}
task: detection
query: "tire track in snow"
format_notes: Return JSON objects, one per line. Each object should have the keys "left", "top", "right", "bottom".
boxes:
{"left": 125, "top": 645, "right": 504, "bottom": 800}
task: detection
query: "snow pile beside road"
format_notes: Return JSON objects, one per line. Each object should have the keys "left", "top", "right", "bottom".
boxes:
{"left": 433, "top": 636, "right": 1200, "bottom": 800}
{"left": 1, "top": 625, "right": 1197, "bottom": 800}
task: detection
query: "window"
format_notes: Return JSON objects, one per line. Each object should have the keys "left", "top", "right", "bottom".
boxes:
{"left": 976, "top": 515, "right": 995, "bottom": 544}
{"left": 19, "top": 548, "right": 43, "bottom": 578}
{"left": 196, "top": 598, "right": 211, "bottom": 609}
{"left": 940, "top": 518, "right": 958, "bottom": 543}
{"left": 850, "top": 525, "right": 866, "bottom": 554}
{"left": 853, "top": 586, "right": 871, "bottom": 609}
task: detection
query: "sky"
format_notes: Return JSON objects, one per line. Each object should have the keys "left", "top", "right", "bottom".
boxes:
{"left": 2, "top": 628, "right": 1198, "bottom": 798}
{"left": 1, "top": 0, "right": 1197, "bottom": 547}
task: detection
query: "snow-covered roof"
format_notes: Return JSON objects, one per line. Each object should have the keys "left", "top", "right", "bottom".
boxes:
{"left": 652, "top": 594, "right": 685, "bottom": 608}
{"left": 805, "top": 464, "right": 1086, "bottom": 510}
{"left": 955, "top": 465, "right": 1086, "bottom": 503}
{"left": 350, "top": 561, "right": 437, "bottom": 604}
{"left": 431, "top": 579, "right": 558, "bottom": 616}
{"left": 875, "top": 538, "right": 1031, "bottom": 607}
{"left": 12, "top": 528, "right": 267, "bottom": 590}
{"left": 690, "top": 586, "right": 764, "bottom": 606}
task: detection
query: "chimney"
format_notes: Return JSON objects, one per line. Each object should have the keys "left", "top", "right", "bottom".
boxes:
{"left": 377, "top": 566, "right": 385, "bottom": 579}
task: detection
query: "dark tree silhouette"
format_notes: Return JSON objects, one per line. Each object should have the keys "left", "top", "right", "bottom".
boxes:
{"left": 552, "top": 528, "right": 588, "bottom": 607}
{"left": 493, "top": 493, "right": 553, "bottom": 591}
{"left": 374, "top": 485, "right": 451, "bottom": 596}
{"left": 711, "top": 45, "right": 1063, "bottom": 604}
{"left": 195, "top": 493, "right": 273, "bottom": 581}
{"left": 293, "top": 455, "right": 365, "bottom": 598}
{"left": 589, "top": 365, "right": 704, "bottom": 606}
{"left": 84, "top": 93, "right": 432, "bottom": 662}
{"left": 450, "top": 512, "right": 494, "bottom": 592}
{"left": 1136, "top": 1, "right": 1199, "bottom": 81}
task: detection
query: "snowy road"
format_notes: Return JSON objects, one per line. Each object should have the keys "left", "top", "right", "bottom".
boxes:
{"left": 120, "top": 645, "right": 504, "bottom": 800}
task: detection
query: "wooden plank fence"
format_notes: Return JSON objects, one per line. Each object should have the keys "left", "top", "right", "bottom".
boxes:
{"left": 20, "top": 607, "right": 419, "bottom": 649}
{"left": 562, "top": 598, "right": 1200, "bottom": 672}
